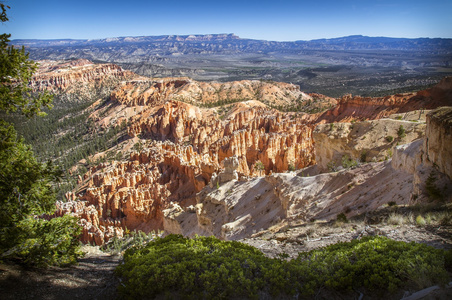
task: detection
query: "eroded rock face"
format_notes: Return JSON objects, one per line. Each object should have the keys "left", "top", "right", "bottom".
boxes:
{"left": 424, "top": 107, "right": 452, "bottom": 180}
{"left": 64, "top": 140, "right": 219, "bottom": 245}
{"left": 30, "top": 59, "right": 136, "bottom": 103}
{"left": 48, "top": 68, "right": 451, "bottom": 244}
{"left": 111, "top": 77, "right": 319, "bottom": 108}
{"left": 164, "top": 106, "right": 452, "bottom": 240}
{"left": 314, "top": 77, "right": 452, "bottom": 123}
{"left": 313, "top": 117, "right": 426, "bottom": 172}
{"left": 163, "top": 161, "right": 416, "bottom": 240}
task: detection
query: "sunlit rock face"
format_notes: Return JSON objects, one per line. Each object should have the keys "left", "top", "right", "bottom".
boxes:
{"left": 47, "top": 67, "right": 451, "bottom": 245}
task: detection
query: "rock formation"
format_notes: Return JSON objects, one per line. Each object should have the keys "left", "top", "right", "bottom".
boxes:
{"left": 44, "top": 63, "right": 451, "bottom": 245}
{"left": 110, "top": 77, "right": 322, "bottom": 108}
{"left": 164, "top": 107, "right": 452, "bottom": 240}
{"left": 29, "top": 59, "right": 136, "bottom": 103}
{"left": 423, "top": 107, "right": 452, "bottom": 180}
{"left": 313, "top": 115, "right": 426, "bottom": 172}
{"left": 314, "top": 77, "right": 452, "bottom": 123}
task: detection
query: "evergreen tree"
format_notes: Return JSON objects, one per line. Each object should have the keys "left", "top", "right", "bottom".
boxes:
{"left": 0, "top": 3, "right": 81, "bottom": 266}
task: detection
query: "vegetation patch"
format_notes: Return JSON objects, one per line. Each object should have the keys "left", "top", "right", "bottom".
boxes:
{"left": 115, "top": 235, "right": 450, "bottom": 299}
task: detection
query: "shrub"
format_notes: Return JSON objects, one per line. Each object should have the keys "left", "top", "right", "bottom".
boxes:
{"left": 397, "top": 125, "right": 406, "bottom": 138}
{"left": 360, "top": 150, "right": 367, "bottom": 163}
{"left": 1, "top": 215, "right": 82, "bottom": 267}
{"left": 387, "top": 212, "right": 405, "bottom": 225}
{"left": 336, "top": 213, "right": 348, "bottom": 223}
{"left": 115, "top": 235, "right": 449, "bottom": 299}
{"left": 116, "top": 235, "right": 284, "bottom": 299}
{"left": 416, "top": 215, "right": 427, "bottom": 226}
{"left": 288, "top": 162, "right": 296, "bottom": 172}
{"left": 327, "top": 160, "right": 338, "bottom": 172}
{"left": 295, "top": 236, "right": 449, "bottom": 294}
{"left": 254, "top": 161, "right": 265, "bottom": 171}
{"left": 386, "top": 136, "right": 394, "bottom": 142}
{"left": 341, "top": 155, "right": 357, "bottom": 169}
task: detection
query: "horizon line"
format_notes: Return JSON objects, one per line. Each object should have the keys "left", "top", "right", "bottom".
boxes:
{"left": 11, "top": 33, "right": 452, "bottom": 43}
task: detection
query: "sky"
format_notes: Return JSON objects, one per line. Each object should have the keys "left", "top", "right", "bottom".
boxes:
{"left": 2, "top": 0, "right": 452, "bottom": 41}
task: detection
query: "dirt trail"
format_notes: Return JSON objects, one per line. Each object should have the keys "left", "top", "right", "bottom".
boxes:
{"left": 0, "top": 246, "right": 121, "bottom": 300}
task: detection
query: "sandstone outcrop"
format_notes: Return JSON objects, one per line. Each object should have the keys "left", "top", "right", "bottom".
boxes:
{"left": 314, "top": 77, "right": 452, "bottom": 123}
{"left": 163, "top": 161, "right": 417, "bottom": 240}
{"left": 423, "top": 107, "right": 452, "bottom": 180}
{"left": 30, "top": 59, "right": 136, "bottom": 103}
{"left": 111, "top": 77, "right": 316, "bottom": 108}
{"left": 42, "top": 62, "right": 451, "bottom": 245}
{"left": 164, "top": 107, "right": 452, "bottom": 240}
{"left": 313, "top": 115, "right": 426, "bottom": 172}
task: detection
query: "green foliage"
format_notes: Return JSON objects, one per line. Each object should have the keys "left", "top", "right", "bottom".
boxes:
{"left": 397, "top": 125, "right": 406, "bottom": 138}
{"left": 116, "top": 235, "right": 278, "bottom": 299}
{"left": 1, "top": 215, "right": 82, "bottom": 267}
{"left": 0, "top": 121, "right": 58, "bottom": 230}
{"left": 0, "top": 5, "right": 52, "bottom": 118}
{"left": 0, "top": 5, "right": 81, "bottom": 266}
{"left": 360, "top": 150, "right": 367, "bottom": 163}
{"left": 341, "top": 155, "right": 358, "bottom": 169}
{"left": 294, "top": 236, "right": 448, "bottom": 294}
{"left": 386, "top": 135, "right": 394, "bottom": 142}
{"left": 415, "top": 215, "right": 426, "bottom": 226}
{"left": 336, "top": 213, "right": 348, "bottom": 223}
{"left": 0, "top": 120, "right": 83, "bottom": 266}
{"left": 327, "top": 160, "right": 338, "bottom": 172}
{"left": 288, "top": 162, "right": 296, "bottom": 172}
{"left": 101, "top": 230, "right": 158, "bottom": 255}
{"left": 3, "top": 103, "right": 127, "bottom": 199}
{"left": 115, "top": 235, "right": 449, "bottom": 299}
{"left": 254, "top": 160, "right": 265, "bottom": 171}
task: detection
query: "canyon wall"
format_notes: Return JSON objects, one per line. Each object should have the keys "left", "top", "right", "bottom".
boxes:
{"left": 164, "top": 107, "right": 452, "bottom": 240}
{"left": 42, "top": 61, "right": 450, "bottom": 244}
{"left": 424, "top": 107, "right": 452, "bottom": 180}
{"left": 30, "top": 59, "right": 136, "bottom": 103}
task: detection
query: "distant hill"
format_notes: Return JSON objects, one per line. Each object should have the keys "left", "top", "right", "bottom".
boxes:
{"left": 12, "top": 34, "right": 452, "bottom": 97}
{"left": 12, "top": 34, "right": 452, "bottom": 52}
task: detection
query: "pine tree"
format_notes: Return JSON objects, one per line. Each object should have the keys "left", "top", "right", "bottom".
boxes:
{"left": 0, "top": 3, "right": 81, "bottom": 266}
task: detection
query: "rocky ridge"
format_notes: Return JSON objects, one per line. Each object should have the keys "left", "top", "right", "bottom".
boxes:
{"left": 163, "top": 107, "right": 452, "bottom": 240}
{"left": 29, "top": 59, "right": 136, "bottom": 104}
{"left": 41, "top": 60, "right": 451, "bottom": 245}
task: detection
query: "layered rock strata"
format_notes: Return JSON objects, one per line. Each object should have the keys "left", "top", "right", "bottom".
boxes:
{"left": 164, "top": 107, "right": 452, "bottom": 240}
{"left": 313, "top": 116, "right": 426, "bottom": 172}
{"left": 49, "top": 68, "right": 451, "bottom": 244}
{"left": 30, "top": 59, "right": 136, "bottom": 103}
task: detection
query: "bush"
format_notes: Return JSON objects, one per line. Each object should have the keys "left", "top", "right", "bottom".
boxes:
{"left": 101, "top": 230, "right": 158, "bottom": 255}
{"left": 115, "top": 235, "right": 449, "bottom": 299}
{"left": 397, "top": 125, "right": 406, "bottom": 138}
{"left": 341, "top": 155, "right": 358, "bottom": 169}
{"left": 294, "top": 236, "right": 449, "bottom": 295}
{"left": 116, "top": 235, "right": 282, "bottom": 299}
{"left": 254, "top": 161, "right": 265, "bottom": 172}
{"left": 336, "top": 213, "right": 348, "bottom": 223}
{"left": 416, "top": 215, "right": 426, "bottom": 226}
{"left": 1, "top": 215, "right": 82, "bottom": 267}
{"left": 386, "top": 136, "right": 394, "bottom": 142}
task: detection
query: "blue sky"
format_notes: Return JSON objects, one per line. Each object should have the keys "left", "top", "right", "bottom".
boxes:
{"left": 3, "top": 0, "right": 452, "bottom": 41}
